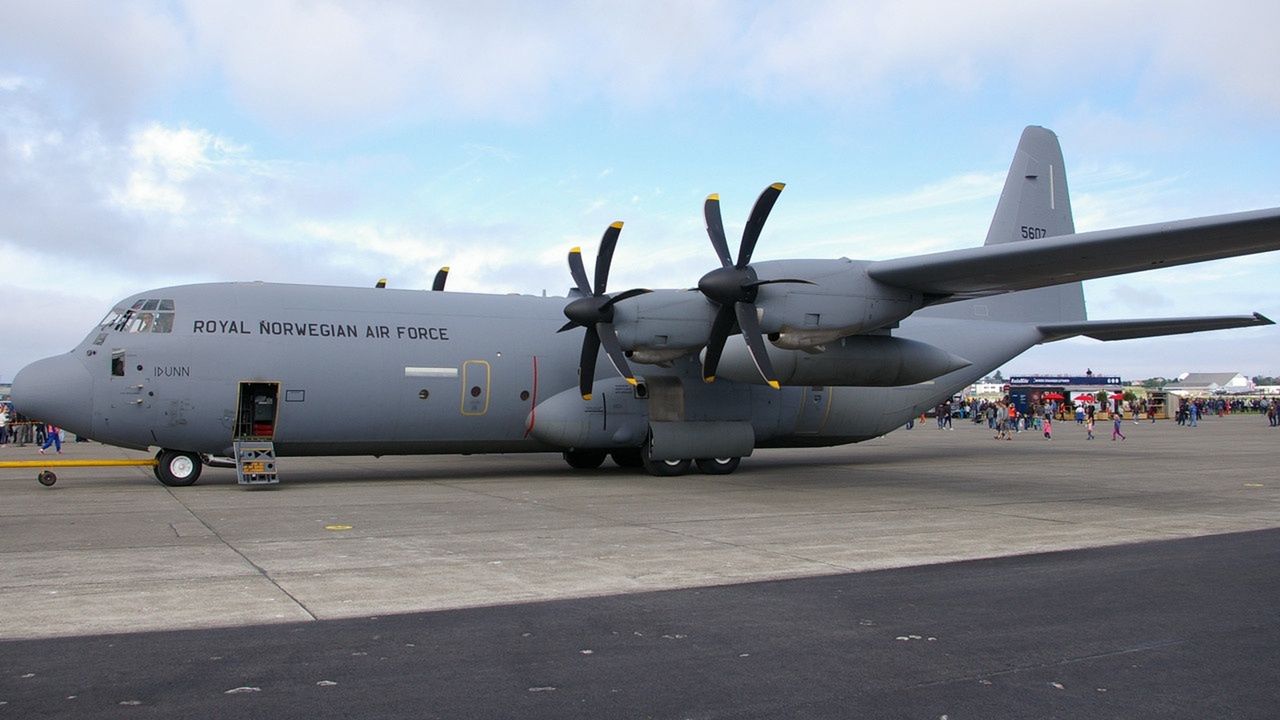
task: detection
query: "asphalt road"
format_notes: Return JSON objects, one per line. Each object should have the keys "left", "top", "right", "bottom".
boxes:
{"left": 2, "top": 528, "right": 1277, "bottom": 719}
{"left": 1, "top": 413, "right": 1277, "bottom": 717}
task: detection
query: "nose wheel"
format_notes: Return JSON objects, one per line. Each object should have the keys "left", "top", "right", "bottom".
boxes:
{"left": 155, "top": 449, "right": 202, "bottom": 487}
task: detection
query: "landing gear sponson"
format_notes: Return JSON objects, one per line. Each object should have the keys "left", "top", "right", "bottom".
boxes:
{"left": 561, "top": 449, "right": 741, "bottom": 476}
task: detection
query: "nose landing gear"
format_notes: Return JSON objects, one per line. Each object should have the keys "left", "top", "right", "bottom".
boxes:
{"left": 155, "top": 449, "right": 202, "bottom": 487}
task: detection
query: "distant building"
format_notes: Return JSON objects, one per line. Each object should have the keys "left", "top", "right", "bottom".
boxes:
{"left": 1166, "top": 372, "right": 1252, "bottom": 395}
{"left": 966, "top": 382, "right": 1005, "bottom": 396}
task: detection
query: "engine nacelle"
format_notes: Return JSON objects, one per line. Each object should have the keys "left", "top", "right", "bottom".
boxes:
{"left": 710, "top": 334, "right": 970, "bottom": 387}
{"left": 611, "top": 290, "right": 716, "bottom": 359}
{"left": 608, "top": 260, "right": 928, "bottom": 364}
{"left": 748, "top": 259, "right": 924, "bottom": 340}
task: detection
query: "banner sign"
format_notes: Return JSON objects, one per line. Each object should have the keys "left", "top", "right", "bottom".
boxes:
{"left": 1009, "top": 376, "right": 1122, "bottom": 386}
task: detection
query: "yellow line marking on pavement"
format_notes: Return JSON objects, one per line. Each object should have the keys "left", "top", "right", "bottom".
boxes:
{"left": 0, "top": 459, "right": 157, "bottom": 468}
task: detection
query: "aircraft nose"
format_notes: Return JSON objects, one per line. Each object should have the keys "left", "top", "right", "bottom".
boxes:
{"left": 11, "top": 353, "right": 94, "bottom": 435}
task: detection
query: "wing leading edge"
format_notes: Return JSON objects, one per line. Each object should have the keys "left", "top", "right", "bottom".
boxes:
{"left": 866, "top": 207, "right": 1280, "bottom": 299}
{"left": 1037, "top": 313, "right": 1274, "bottom": 343}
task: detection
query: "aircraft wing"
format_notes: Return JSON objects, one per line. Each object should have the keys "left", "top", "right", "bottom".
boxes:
{"left": 1037, "top": 313, "right": 1274, "bottom": 343}
{"left": 866, "top": 208, "right": 1280, "bottom": 297}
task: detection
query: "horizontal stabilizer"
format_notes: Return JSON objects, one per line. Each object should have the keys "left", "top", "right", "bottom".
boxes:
{"left": 1038, "top": 313, "right": 1273, "bottom": 343}
{"left": 867, "top": 208, "right": 1280, "bottom": 299}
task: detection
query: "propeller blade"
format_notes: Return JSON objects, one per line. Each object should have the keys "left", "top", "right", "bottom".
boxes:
{"left": 701, "top": 304, "right": 738, "bottom": 382}
{"left": 567, "top": 247, "right": 592, "bottom": 296}
{"left": 594, "top": 221, "right": 622, "bottom": 295}
{"left": 743, "top": 278, "right": 814, "bottom": 289}
{"left": 375, "top": 278, "right": 387, "bottom": 289}
{"left": 556, "top": 320, "right": 577, "bottom": 333}
{"left": 579, "top": 326, "right": 601, "bottom": 400}
{"left": 738, "top": 182, "right": 784, "bottom": 268}
{"left": 734, "top": 302, "right": 781, "bottom": 389}
{"left": 432, "top": 267, "right": 449, "bottom": 291}
{"left": 600, "top": 287, "right": 651, "bottom": 310}
{"left": 597, "top": 323, "right": 637, "bottom": 385}
{"left": 704, "top": 194, "right": 733, "bottom": 268}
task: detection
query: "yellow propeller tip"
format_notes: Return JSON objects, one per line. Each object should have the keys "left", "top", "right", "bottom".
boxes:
{"left": 707, "top": 193, "right": 719, "bottom": 201}
{"left": 610, "top": 221, "right": 624, "bottom": 229}
{"left": 770, "top": 182, "right": 785, "bottom": 191}
{"left": 440, "top": 266, "right": 450, "bottom": 272}
{"left": 582, "top": 393, "right": 593, "bottom": 401}
{"left": 625, "top": 377, "right": 638, "bottom": 385}
{"left": 703, "top": 375, "right": 716, "bottom": 383}
{"left": 570, "top": 246, "right": 582, "bottom": 254}
{"left": 767, "top": 380, "right": 781, "bottom": 390}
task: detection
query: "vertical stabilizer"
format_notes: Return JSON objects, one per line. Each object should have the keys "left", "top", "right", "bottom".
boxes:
{"left": 922, "top": 126, "right": 1087, "bottom": 323}
{"left": 985, "top": 126, "right": 1076, "bottom": 245}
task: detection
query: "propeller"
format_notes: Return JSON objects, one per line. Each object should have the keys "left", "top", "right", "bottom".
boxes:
{"left": 558, "top": 221, "right": 651, "bottom": 400}
{"left": 698, "top": 183, "right": 812, "bottom": 388}
{"left": 432, "top": 266, "right": 449, "bottom": 291}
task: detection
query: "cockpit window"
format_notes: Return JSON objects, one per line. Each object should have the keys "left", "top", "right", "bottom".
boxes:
{"left": 99, "top": 299, "right": 177, "bottom": 334}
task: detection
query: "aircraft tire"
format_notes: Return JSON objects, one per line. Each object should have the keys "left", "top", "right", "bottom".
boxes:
{"left": 694, "top": 457, "right": 740, "bottom": 475}
{"left": 610, "top": 449, "right": 644, "bottom": 468}
{"left": 562, "top": 449, "right": 608, "bottom": 470}
{"left": 642, "top": 456, "right": 691, "bottom": 477}
{"left": 156, "top": 450, "right": 202, "bottom": 487}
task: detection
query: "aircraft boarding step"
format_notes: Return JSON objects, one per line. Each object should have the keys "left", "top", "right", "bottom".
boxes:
{"left": 233, "top": 440, "right": 279, "bottom": 485}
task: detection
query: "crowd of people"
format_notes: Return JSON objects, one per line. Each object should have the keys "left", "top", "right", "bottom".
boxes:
{"left": 0, "top": 402, "right": 65, "bottom": 452}
{"left": 917, "top": 392, "right": 1280, "bottom": 441}
{"left": 1173, "top": 396, "right": 1280, "bottom": 425}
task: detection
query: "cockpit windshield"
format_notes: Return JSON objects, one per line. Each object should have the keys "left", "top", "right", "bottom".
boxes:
{"left": 99, "top": 299, "right": 176, "bottom": 334}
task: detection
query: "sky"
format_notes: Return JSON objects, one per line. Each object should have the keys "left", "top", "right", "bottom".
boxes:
{"left": 2, "top": 0, "right": 1279, "bottom": 383}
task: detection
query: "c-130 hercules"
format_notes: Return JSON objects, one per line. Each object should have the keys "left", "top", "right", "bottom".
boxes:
{"left": 12, "top": 126, "right": 1280, "bottom": 486}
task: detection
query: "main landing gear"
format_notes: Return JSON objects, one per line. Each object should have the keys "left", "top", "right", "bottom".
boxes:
{"left": 561, "top": 450, "right": 741, "bottom": 476}
{"left": 154, "top": 449, "right": 203, "bottom": 487}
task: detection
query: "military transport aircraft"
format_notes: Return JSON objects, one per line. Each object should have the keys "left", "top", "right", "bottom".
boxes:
{"left": 12, "top": 126, "right": 1280, "bottom": 486}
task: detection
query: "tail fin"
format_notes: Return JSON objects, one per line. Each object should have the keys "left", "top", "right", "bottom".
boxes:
{"left": 922, "top": 125, "right": 1087, "bottom": 323}
{"left": 985, "top": 126, "right": 1076, "bottom": 245}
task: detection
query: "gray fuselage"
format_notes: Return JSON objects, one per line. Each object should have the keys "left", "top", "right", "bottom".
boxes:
{"left": 25, "top": 281, "right": 1037, "bottom": 458}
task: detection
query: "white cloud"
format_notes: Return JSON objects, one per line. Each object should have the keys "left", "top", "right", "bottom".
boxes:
{"left": 5, "top": 1, "right": 1278, "bottom": 128}
{"left": 110, "top": 124, "right": 255, "bottom": 216}
{"left": 0, "top": 1, "right": 188, "bottom": 123}
{"left": 2, "top": 1, "right": 1278, "bottom": 380}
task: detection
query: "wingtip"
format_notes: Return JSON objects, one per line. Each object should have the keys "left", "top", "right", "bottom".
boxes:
{"left": 1254, "top": 312, "right": 1275, "bottom": 325}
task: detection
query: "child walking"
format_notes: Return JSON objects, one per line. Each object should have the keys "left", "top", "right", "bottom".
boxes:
{"left": 1086, "top": 414, "right": 1095, "bottom": 440}
{"left": 1112, "top": 411, "right": 1126, "bottom": 441}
